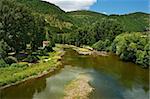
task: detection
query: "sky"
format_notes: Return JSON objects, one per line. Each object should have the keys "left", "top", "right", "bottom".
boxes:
{"left": 43, "top": 0, "right": 150, "bottom": 14}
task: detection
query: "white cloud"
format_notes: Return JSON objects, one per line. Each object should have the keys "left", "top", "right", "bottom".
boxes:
{"left": 102, "top": 12, "right": 107, "bottom": 15}
{"left": 42, "top": 0, "right": 97, "bottom": 11}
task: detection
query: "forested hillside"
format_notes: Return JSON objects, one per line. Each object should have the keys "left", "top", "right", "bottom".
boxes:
{"left": 16, "top": 0, "right": 75, "bottom": 33}
{"left": 67, "top": 10, "right": 107, "bottom": 27}
{"left": 16, "top": 0, "right": 64, "bottom": 14}
{"left": 16, "top": 0, "right": 150, "bottom": 33}
{"left": 110, "top": 12, "right": 150, "bottom": 32}
{"left": 68, "top": 11, "right": 149, "bottom": 32}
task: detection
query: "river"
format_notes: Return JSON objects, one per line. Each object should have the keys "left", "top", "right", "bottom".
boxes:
{"left": 0, "top": 48, "right": 149, "bottom": 99}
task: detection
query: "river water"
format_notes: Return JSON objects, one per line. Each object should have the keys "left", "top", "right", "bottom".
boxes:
{"left": 0, "top": 48, "right": 149, "bottom": 99}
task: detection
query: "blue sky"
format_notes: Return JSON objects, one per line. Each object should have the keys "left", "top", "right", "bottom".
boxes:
{"left": 43, "top": 0, "right": 149, "bottom": 14}
{"left": 90, "top": 0, "right": 150, "bottom": 14}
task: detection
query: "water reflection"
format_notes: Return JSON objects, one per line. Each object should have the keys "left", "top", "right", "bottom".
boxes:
{"left": 62, "top": 49, "right": 149, "bottom": 99}
{"left": 0, "top": 77, "right": 46, "bottom": 99}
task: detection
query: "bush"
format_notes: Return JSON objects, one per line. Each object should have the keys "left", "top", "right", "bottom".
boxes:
{"left": 23, "top": 55, "right": 39, "bottom": 63}
{"left": 38, "top": 50, "right": 49, "bottom": 56}
{"left": 32, "top": 52, "right": 40, "bottom": 56}
{"left": 11, "top": 62, "right": 28, "bottom": 68}
{"left": 15, "top": 53, "right": 28, "bottom": 61}
{"left": 44, "top": 46, "right": 53, "bottom": 52}
{"left": 0, "top": 58, "right": 9, "bottom": 67}
{"left": 4, "top": 56, "right": 18, "bottom": 65}
{"left": 0, "top": 40, "right": 9, "bottom": 58}
{"left": 92, "top": 39, "right": 111, "bottom": 51}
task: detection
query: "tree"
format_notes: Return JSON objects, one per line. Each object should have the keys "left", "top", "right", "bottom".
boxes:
{"left": 73, "top": 27, "right": 96, "bottom": 46}
{"left": 30, "top": 15, "right": 46, "bottom": 51}
{"left": 0, "top": 0, "right": 35, "bottom": 52}
{"left": 46, "top": 28, "right": 55, "bottom": 47}
{"left": 0, "top": 58, "right": 8, "bottom": 67}
{"left": 44, "top": 28, "right": 55, "bottom": 52}
{"left": 92, "top": 39, "right": 111, "bottom": 51}
{"left": 0, "top": 40, "right": 9, "bottom": 58}
{"left": 112, "top": 32, "right": 149, "bottom": 68}
{"left": 93, "top": 19, "right": 124, "bottom": 41}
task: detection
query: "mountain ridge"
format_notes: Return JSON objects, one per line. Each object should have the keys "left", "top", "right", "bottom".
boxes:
{"left": 16, "top": 0, "right": 150, "bottom": 32}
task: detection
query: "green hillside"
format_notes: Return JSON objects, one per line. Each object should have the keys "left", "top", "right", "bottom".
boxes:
{"left": 68, "top": 10, "right": 149, "bottom": 32}
{"left": 110, "top": 12, "right": 150, "bottom": 32}
{"left": 16, "top": 0, "right": 74, "bottom": 33}
{"left": 16, "top": 0, "right": 149, "bottom": 32}
{"left": 16, "top": 0, "right": 64, "bottom": 14}
{"left": 67, "top": 10, "right": 108, "bottom": 27}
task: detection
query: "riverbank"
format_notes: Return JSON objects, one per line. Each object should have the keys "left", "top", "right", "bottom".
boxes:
{"left": 0, "top": 45, "right": 65, "bottom": 90}
{"left": 74, "top": 47, "right": 109, "bottom": 56}
{"left": 64, "top": 75, "right": 94, "bottom": 99}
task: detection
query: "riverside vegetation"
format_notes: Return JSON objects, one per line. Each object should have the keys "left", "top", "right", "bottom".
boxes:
{"left": 0, "top": 45, "right": 65, "bottom": 88}
{"left": 0, "top": 0, "right": 149, "bottom": 89}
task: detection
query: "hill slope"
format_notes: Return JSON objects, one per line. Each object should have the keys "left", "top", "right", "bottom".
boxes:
{"left": 16, "top": 0, "right": 149, "bottom": 32}
{"left": 67, "top": 10, "right": 107, "bottom": 27}
{"left": 16, "top": 0, "right": 74, "bottom": 33}
{"left": 110, "top": 12, "right": 150, "bottom": 32}
{"left": 16, "top": 0, "right": 64, "bottom": 14}
{"left": 68, "top": 10, "right": 150, "bottom": 32}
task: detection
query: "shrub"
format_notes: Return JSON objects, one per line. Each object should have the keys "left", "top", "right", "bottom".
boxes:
{"left": 92, "top": 39, "right": 111, "bottom": 51}
{"left": 38, "top": 50, "right": 49, "bottom": 56}
{"left": 44, "top": 46, "right": 53, "bottom": 52}
{"left": 0, "top": 40, "right": 9, "bottom": 58}
{"left": 0, "top": 58, "right": 9, "bottom": 67}
{"left": 23, "top": 55, "right": 39, "bottom": 63}
{"left": 15, "top": 53, "right": 28, "bottom": 61}
{"left": 11, "top": 62, "right": 28, "bottom": 68}
{"left": 4, "top": 56, "right": 18, "bottom": 65}
{"left": 32, "top": 52, "right": 40, "bottom": 56}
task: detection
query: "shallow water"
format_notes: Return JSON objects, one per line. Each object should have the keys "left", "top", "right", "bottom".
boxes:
{"left": 0, "top": 49, "right": 149, "bottom": 99}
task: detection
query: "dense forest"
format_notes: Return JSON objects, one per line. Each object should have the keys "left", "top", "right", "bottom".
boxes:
{"left": 0, "top": 0, "right": 149, "bottom": 70}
